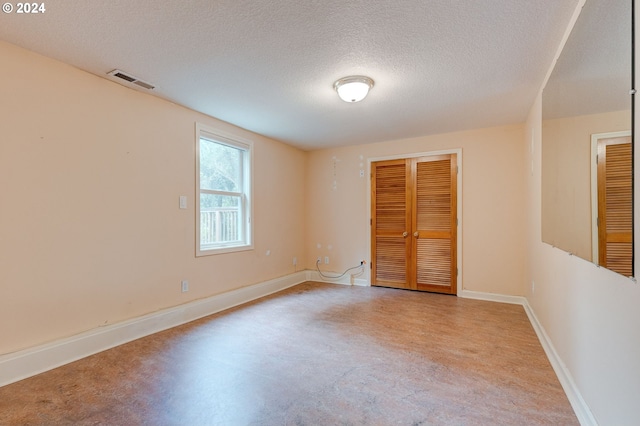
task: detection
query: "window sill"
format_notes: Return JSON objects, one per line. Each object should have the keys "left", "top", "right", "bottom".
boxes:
{"left": 196, "top": 244, "right": 254, "bottom": 257}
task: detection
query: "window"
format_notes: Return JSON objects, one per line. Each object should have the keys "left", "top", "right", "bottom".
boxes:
{"left": 196, "top": 123, "right": 252, "bottom": 255}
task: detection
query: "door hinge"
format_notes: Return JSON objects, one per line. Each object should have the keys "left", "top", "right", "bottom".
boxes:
{"left": 456, "top": 268, "right": 459, "bottom": 277}
{"left": 456, "top": 165, "right": 459, "bottom": 174}
{"left": 596, "top": 154, "right": 599, "bottom": 163}
{"left": 456, "top": 218, "right": 459, "bottom": 226}
{"left": 597, "top": 216, "right": 600, "bottom": 227}
{"left": 370, "top": 218, "right": 372, "bottom": 226}
{"left": 370, "top": 262, "right": 373, "bottom": 269}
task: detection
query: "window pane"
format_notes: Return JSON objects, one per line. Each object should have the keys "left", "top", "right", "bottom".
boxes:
{"left": 200, "top": 194, "right": 241, "bottom": 246}
{"left": 199, "top": 138, "right": 242, "bottom": 192}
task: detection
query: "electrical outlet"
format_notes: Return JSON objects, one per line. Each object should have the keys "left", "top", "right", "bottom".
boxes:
{"left": 317, "top": 257, "right": 321, "bottom": 264}
{"left": 324, "top": 256, "right": 329, "bottom": 264}
{"left": 181, "top": 280, "right": 189, "bottom": 293}
{"left": 293, "top": 257, "right": 297, "bottom": 266}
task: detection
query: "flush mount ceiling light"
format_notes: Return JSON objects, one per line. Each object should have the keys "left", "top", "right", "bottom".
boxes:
{"left": 333, "top": 76, "right": 374, "bottom": 103}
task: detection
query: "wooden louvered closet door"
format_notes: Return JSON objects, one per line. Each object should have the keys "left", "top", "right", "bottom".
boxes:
{"left": 597, "top": 137, "right": 633, "bottom": 276}
{"left": 371, "top": 160, "right": 412, "bottom": 289}
{"left": 372, "top": 154, "right": 457, "bottom": 294}
{"left": 413, "top": 155, "right": 457, "bottom": 293}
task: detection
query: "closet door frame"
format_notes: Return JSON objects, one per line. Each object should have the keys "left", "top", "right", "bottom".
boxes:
{"left": 367, "top": 148, "right": 463, "bottom": 295}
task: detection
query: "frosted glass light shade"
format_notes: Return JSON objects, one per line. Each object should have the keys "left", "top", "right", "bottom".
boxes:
{"left": 334, "top": 76, "right": 374, "bottom": 102}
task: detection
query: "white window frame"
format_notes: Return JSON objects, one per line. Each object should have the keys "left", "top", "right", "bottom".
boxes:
{"left": 196, "top": 123, "right": 253, "bottom": 256}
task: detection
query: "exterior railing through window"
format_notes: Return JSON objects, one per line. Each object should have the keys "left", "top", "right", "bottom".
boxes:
{"left": 200, "top": 208, "right": 239, "bottom": 244}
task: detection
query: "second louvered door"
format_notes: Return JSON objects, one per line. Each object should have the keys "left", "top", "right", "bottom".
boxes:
{"left": 597, "top": 137, "right": 633, "bottom": 276}
{"left": 372, "top": 154, "right": 457, "bottom": 294}
{"left": 414, "top": 155, "right": 457, "bottom": 293}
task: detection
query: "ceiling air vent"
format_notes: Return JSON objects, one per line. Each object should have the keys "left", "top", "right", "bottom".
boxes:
{"left": 107, "top": 69, "right": 155, "bottom": 90}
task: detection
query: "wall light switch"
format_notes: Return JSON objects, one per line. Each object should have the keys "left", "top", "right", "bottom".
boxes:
{"left": 179, "top": 196, "right": 187, "bottom": 209}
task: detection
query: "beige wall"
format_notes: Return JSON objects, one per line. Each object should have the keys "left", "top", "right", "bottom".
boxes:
{"left": 542, "top": 110, "right": 630, "bottom": 261}
{"left": 305, "top": 124, "right": 527, "bottom": 296}
{"left": 0, "top": 41, "right": 307, "bottom": 354}
{"left": 527, "top": 93, "right": 640, "bottom": 425}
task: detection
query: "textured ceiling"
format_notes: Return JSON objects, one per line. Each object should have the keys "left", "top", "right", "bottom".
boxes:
{"left": 0, "top": 0, "right": 579, "bottom": 150}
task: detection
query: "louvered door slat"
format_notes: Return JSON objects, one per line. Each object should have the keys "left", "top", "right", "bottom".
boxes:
{"left": 375, "top": 164, "right": 408, "bottom": 231}
{"left": 417, "top": 239, "right": 451, "bottom": 286}
{"left": 375, "top": 236, "right": 407, "bottom": 282}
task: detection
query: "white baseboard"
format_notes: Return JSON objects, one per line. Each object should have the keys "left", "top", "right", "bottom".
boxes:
{"left": 522, "top": 299, "right": 597, "bottom": 426}
{"left": 459, "top": 289, "right": 526, "bottom": 305}
{"left": 306, "top": 269, "right": 369, "bottom": 286}
{"left": 460, "top": 289, "right": 595, "bottom": 426}
{"left": 0, "top": 271, "right": 307, "bottom": 388}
